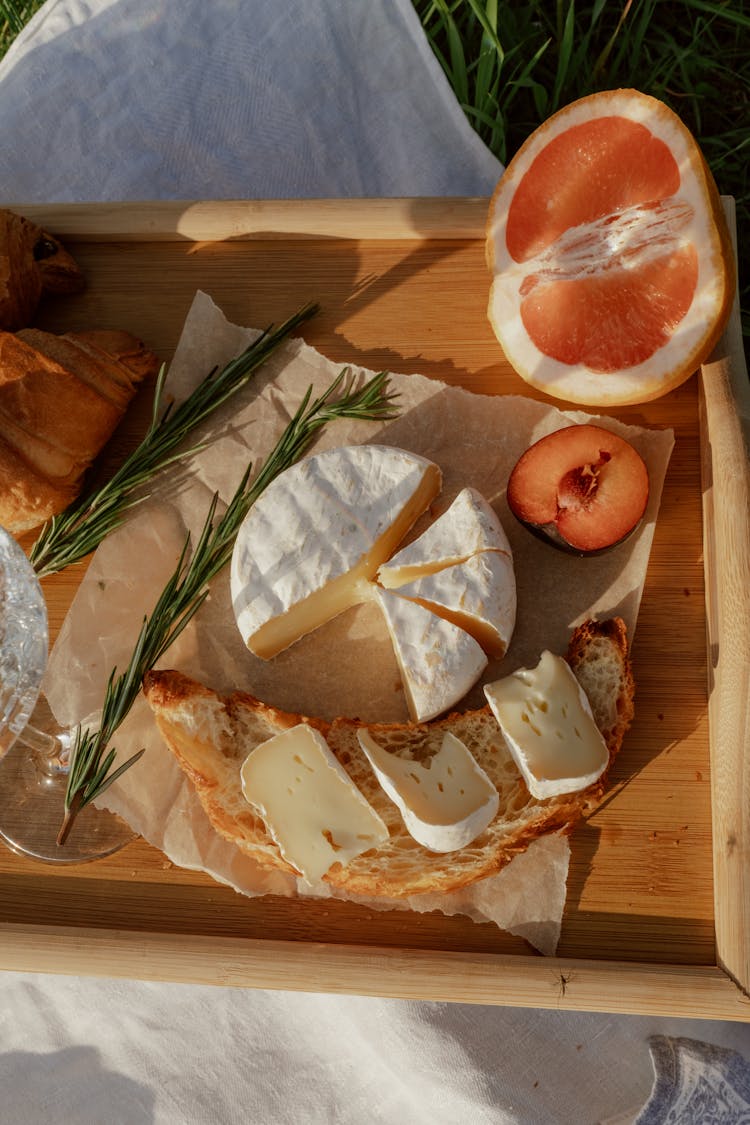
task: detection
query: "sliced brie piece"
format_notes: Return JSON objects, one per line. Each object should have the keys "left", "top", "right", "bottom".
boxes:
{"left": 240, "top": 723, "right": 388, "bottom": 883}
{"left": 358, "top": 729, "right": 499, "bottom": 853}
{"left": 231, "top": 444, "right": 441, "bottom": 658}
{"left": 483, "top": 651, "right": 609, "bottom": 799}
{"left": 392, "top": 550, "right": 516, "bottom": 658}
{"left": 375, "top": 587, "right": 487, "bottom": 722}
{"left": 378, "top": 486, "right": 511, "bottom": 587}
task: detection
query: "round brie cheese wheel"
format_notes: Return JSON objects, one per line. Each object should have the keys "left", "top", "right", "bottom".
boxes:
{"left": 374, "top": 587, "right": 488, "bottom": 722}
{"left": 231, "top": 442, "right": 516, "bottom": 725}
{"left": 390, "top": 549, "right": 516, "bottom": 660}
{"left": 230, "top": 443, "right": 442, "bottom": 658}
{"left": 378, "top": 486, "right": 512, "bottom": 586}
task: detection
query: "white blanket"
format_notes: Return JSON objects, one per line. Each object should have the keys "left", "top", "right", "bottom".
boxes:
{"left": 0, "top": 0, "right": 501, "bottom": 201}
{"left": 0, "top": 2, "right": 748, "bottom": 1123}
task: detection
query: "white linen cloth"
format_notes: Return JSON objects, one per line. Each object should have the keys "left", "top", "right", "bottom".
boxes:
{"left": 0, "top": 0, "right": 501, "bottom": 201}
{"left": 0, "top": 2, "right": 748, "bottom": 1123}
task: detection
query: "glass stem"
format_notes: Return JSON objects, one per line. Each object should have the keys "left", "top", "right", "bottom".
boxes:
{"left": 15, "top": 723, "right": 75, "bottom": 778}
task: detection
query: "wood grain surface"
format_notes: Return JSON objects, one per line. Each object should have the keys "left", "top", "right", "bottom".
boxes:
{"left": 699, "top": 199, "right": 750, "bottom": 997}
{"left": 0, "top": 199, "right": 746, "bottom": 1018}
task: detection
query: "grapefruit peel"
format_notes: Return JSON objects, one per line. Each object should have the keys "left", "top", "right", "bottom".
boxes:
{"left": 486, "top": 89, "right": 735, "bottom": 406}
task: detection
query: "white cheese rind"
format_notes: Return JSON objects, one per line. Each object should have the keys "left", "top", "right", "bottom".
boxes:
{"left": 358, "top": 729, "right": 499, "bottom": 852}
{"left": 378, "top": 486, "right": 511, "bottom": 586}
{"left": 392, "top": 550, "right": 516, "bottom": 658}
{"left": 230, "top": 444, "right": 441, "bottom": 658}
{"left": 240, "top": 723, "right": 388, "bottom": 883}
{"left": 483, "top": 651, "right": 609, "bottom": 799}
{"left": 375, "top": 587, "right": 487, "bottom": 722}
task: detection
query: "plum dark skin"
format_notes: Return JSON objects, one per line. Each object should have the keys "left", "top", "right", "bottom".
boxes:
{"left": 506, "top": 424, "right": 649, "bottom": 554}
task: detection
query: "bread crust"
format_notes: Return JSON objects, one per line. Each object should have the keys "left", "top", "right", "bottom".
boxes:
{"left": 18, "top": 330, "right": 134, "bottom": 409}
{"left": 0, "top": 333, "right": 123, "bottom": 467}
{"left": 0, "top": 209, "right": 84, "bottom": 330}
{"left": 0, "top": 327, "right": 159, "bottom": 532}
{"left": 143, "top": 617, "right": 634, "bottom": 898}
{"left": 0, "top": 435, "right": 78, "bottom": 533}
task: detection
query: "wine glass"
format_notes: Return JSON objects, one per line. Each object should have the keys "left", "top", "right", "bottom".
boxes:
{"left": 0, "top": 525, "right": 134, "bottom": 863}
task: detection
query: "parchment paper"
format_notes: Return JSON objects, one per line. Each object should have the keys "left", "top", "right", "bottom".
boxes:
{"left": 44, "top": 291, "right": 674, "bottom": 956}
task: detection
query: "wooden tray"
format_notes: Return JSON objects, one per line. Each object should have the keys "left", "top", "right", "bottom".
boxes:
{"left": 1, "top": 199, "right": 748, "bottom": 1020}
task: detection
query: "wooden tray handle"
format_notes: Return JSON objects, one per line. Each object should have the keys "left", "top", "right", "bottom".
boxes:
{"left": 700, "top": 197, "right": 750, "bottom": 995}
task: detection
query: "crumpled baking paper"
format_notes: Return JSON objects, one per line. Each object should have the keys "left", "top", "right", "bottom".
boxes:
{"left": 44, "top": 291, "right": 674, "bottom": 956}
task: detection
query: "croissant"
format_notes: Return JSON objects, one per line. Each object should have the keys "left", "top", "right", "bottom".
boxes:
{"left": 0, "top": 328, "right": 160, "bottom": 533}
{"left": 0, "top": 209, "right": 85, "bottom": 330}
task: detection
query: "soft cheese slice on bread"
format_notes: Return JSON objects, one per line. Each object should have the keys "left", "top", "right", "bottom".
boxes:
{"left": 143, "top": 617, "right": 634, "bottom": 898}
{"left": 484, "top": 651, "right": 610, "bottom": 799}
{"left": 240, "top": 724, "right": 388, "bottom": 883}
{"left": 357, "top": 729, "right": 500, "bottom": 853}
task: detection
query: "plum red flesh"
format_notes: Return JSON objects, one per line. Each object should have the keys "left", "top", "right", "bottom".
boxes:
{"left": 507, "top": 424, "right": 649, "bottom": 553}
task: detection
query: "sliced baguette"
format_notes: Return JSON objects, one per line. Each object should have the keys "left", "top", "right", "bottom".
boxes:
{"left": 143, "top": 617, "right": 634, "bottom": 898}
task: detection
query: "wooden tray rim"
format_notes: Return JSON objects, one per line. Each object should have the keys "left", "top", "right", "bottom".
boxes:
{"left": 2, "top": 197, "right": 749, "bottom": 1021}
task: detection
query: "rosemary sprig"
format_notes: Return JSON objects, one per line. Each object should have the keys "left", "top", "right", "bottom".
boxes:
{"left": 57, "top": 365, "right": 400, "bottom": 844}
{"left": 30, "top": 301, "right": 319, "bottom": 578}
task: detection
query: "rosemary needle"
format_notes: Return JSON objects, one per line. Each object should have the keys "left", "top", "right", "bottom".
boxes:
{"left": 57, "top": 365, "right": 400, "bottom": 844}
{"left": 30, "top": 301, "right": 319, "bottom": 578}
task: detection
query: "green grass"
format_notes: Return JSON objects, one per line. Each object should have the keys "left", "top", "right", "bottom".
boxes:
{"left": 0, "top": 0, "right": 746, "bottom": 331}
{"left": 0, "top": 0, "right": 42, "bottom": 48}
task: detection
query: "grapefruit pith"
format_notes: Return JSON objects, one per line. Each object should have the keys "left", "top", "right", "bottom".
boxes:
{"left": 486, "top": 89, "right": 735, "bottom": 406}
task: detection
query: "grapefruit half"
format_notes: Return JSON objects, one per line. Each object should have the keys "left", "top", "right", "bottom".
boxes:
{"left": 486, "top": 89, "right": 735, "bottom": 405}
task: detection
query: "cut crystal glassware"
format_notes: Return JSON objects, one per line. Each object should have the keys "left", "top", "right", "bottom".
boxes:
{"left": 0, "top": 526, "right": 134, "bottom": 863}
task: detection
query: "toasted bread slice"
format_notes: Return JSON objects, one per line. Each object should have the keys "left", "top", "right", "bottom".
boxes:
{"left": 143, "top": 617, "right": 634, "bottom": 897}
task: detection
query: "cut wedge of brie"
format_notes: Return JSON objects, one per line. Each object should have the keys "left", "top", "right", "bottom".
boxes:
{"left": 378, "top": 486, "right": 511, "bottom": 586}
{"left": 358, "top": 729, "right": 499, "bottom": 852}
{"left": 375, "top": 587, "right": 487, "bottom": 722}
{"left": 392, "top": 550, "right": 516, "bottom": 658}
{"left": 231, "top": 444, "right": 441, "bottom": 658}
{"left": 240, "top": 723, "right": 388, "bottom": 883}
{"left": 483, "top": 651, "right": 609, "bottom": 799}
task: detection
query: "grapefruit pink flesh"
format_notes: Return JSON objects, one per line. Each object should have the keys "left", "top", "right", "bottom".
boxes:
{"left": 486, "top": 90, "right": 735, "bottom": 405}
{"left": 519, "top": 243, "right": 698, "bottom": 372}
{"left": 506, "top": 117, "right": 681, "bottom": 262}
{"left": 507, "top": 115, "right": 697, "bottom": 373}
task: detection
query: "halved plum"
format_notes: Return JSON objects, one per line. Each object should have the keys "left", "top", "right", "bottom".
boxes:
{"left": 506, "top": 424, "right": 649, "bottom": 554}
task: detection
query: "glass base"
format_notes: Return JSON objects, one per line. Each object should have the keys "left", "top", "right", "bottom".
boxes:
{"left": 0, "top": 737, "right": 136, "bottom": 864}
